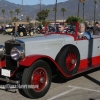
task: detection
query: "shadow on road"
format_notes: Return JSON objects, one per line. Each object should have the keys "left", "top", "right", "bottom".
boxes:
{"left": 52, "top": 67, "right": 100, "bottom": 84}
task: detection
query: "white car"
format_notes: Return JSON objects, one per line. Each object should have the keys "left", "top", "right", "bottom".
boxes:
{"left": 0, "top": 22, "right": 99, "bottom": 99}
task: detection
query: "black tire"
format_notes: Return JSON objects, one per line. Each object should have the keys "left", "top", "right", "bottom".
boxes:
{"left": 22, "top": 60, "right": 52, "bottom": 99}
{"left": 56, "top": 46, "right": 80, "bottom": 76}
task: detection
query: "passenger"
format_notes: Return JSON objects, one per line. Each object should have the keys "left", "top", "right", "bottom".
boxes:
{"left": 58, "top": 23, "right": 66, "bottom": 33}
{"left": 78, "top": 23, "right": 91, "bottom": 39}
{"left": 93, "top": 22, "right": 100, "bottom": 35}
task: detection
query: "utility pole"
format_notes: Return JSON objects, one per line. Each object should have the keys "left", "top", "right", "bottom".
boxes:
{"left": 39, "top": 0, "right": 42, "bottom": 24}
{"left": 55, "top": 0, "right": 57, "bottom": 23}
{"left": 94, "top": 0, "right": 98, "bottom": 25}
{"left": 77, "top": 1, "right": 80, "bottom": 18}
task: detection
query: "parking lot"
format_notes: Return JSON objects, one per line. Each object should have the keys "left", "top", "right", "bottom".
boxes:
{"left": 0, "top": 34, "right": 100, "bottom": 100}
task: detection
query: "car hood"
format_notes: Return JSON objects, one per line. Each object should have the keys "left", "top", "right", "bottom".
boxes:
{"left": 17, "top": 34, "right": 74, "bottom": 59}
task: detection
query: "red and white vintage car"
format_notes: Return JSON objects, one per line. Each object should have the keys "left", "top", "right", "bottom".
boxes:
{"left": 0, "top": 22, "right": 99, "bottom": 98}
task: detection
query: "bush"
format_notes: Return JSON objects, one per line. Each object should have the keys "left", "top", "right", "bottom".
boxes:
{"left": 66, "top": 16, "right": 83, "bottom": 23}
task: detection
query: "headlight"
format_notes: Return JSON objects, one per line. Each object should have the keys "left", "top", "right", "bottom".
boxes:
{"left": 11, "top": 46, "right": 25, "bottom": 61}
{"left": 0, "top": 45, "right": 5, "bottom": 59}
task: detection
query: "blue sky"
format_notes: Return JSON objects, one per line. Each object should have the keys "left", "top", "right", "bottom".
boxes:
{"left": 6, "top": 0, "right": 67, "bottom": 5}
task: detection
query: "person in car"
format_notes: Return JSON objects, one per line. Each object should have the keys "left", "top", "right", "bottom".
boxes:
{"left": 93, "top": 22, "right": 100, "bottom": 35}
{"left": 78, "top": 23, "right": 91, "bottom": 39}
{"left": 58, "top": 23, "right": 66, "bottom": 33}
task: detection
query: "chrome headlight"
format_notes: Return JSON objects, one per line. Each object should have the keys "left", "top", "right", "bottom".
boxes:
{"left": 11, "top": 46, "right": 25, "bottom": 61}
{"left": 0, "top": 45, "right": 5, "bottom": 59}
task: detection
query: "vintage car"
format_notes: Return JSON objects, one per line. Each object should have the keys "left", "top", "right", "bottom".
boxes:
{"left": 0, "top": 22, "right": 99, "bottom": 99}
{"left": 3, "top": 25, "right": 13, "bottom": 35}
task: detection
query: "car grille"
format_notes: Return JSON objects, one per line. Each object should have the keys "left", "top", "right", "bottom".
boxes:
{"left": 5, "top": 40, "right": 21, "bottom": 73}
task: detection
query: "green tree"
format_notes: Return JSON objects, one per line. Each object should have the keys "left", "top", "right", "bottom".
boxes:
{"left": 61, "top": 8, "right": 66, "bottom": 22}
{"left": 15, "top": 8, "right": 20, "bottom": 17}
{"left": 66, "top": 16, "right": 83, "bottom": 23}
{"left": 26, "top": 16, "right": 30, "bottom": 22}
{"left": 36, "top": 10, "right": 49, "bottom": 21}
{"left": 12, "top": 17, "right": 18, "bottom": 22}
{"left": 2, "top": 9, "right": 5, "bottom": 18}
{"left": 9, "top": 10, "right": 13, "bottom": 19}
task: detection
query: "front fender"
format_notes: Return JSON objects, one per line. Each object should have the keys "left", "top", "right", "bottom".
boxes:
{"left": 19, "top": 55, "right": 72, "bottom": 78}
{"left": 19, "top": 55, "right": 50, "bottom": 67}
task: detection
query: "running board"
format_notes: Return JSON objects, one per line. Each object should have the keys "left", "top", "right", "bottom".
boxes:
{"left": 0, "top": 77, "right": 20, "bottom": 84}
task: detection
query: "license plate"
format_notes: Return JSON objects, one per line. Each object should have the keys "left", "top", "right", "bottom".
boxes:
{"left": 1, "top": 69, "right": 11, "bottom": 77}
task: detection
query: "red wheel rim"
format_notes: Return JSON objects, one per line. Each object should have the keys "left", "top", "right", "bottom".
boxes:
{"left": 66, "top": 52, "right": 77, "bottom": 71}
{"left": 31, "top": 68, "right": 48, "bottom": 92}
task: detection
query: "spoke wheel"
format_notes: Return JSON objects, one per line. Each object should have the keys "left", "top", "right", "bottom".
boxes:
{"left": 66, "top": 52, "right": 77, "bottom": 71}
{"left": 31, "top": 68, "right": 47, "bottom": 92}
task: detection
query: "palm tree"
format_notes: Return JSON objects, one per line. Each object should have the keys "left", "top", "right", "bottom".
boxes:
{"left": 61, "top": 8, "right": 66, "bottom": 22}
{"left": 9, "top": 10, "right": 13, "bottom": 19}
{"left": 15, "top": 9, "right": 20, "bottom": 17}
{"left": 2, "top": 9, "right": 5, "bottom": 18}
{"left": 80, "top": 0, "right": 87, "bottom": 20}
{"left": 94, "top": 0, "right": 98, "bottom": 24}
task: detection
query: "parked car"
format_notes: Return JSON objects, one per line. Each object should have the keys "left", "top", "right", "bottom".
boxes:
{"left": 17, "top": 25, "right": 27, "bottom": 37}
{"left": 0, "top": 22, "right": 99, "bottom": 99}
{"left": 4, "top": 25, "right": 13, "bottom": 35}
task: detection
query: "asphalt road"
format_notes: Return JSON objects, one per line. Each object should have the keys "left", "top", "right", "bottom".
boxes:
{"left": 0, "top": 34, "right": 100, "bottom": 100}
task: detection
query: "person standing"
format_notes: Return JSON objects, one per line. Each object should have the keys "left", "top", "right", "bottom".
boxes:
{"left": 13, "top": 23, "right": 19, "bottom": 37}
{"left": 94, "top": 22, "right": 100, "bottom": 35}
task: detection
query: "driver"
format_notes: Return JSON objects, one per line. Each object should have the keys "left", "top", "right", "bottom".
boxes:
{"left": 58, "top": 23, "right": 66, "bottom": 33}
{"left": 78, "top": 23, "right": 91, "bottom": 39}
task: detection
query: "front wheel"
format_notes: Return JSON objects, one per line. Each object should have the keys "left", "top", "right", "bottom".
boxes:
{"left": 22, "top": 60, "right": 52, "bottom": 99}
{"left": 20, "top": 32, "right": 23, "bottom": 37}
{"left": 29, "top": 32, "right": 34, "bottom": 36}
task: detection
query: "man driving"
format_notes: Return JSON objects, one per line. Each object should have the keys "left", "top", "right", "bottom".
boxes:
{"left": 58, "top": 23, "right": 66, "bottom": 33}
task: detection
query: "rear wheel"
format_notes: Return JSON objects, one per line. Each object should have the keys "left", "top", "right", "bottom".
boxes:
{"left": 22, "top": 60, "right": 52, "bottom": 99}
{"left": 56, "top": 46, "right": 80, "bottom": 77}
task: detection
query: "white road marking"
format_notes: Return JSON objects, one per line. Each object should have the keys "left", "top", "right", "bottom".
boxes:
{"left": 69, "top": 85, "right": 100, "bottom": 93}
{"left": 47, "top": 87, "right": 77, "bottom": 100}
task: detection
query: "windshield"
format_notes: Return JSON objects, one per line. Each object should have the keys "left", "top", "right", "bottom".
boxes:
{"left": 45, "top": 22, "right": 77, "bottom": 35}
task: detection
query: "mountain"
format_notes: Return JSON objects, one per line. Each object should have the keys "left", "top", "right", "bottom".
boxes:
{"left": 0, "top": 0, "right": 100, "bottom": 21}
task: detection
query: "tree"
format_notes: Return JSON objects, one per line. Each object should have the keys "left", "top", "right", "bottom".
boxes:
{"left": 61, "top": 8, "right": 66, "bottom": 22}
{"left": 9, "top": 10, "right": 13, "bottom": 19}
{"left": 2, "top": 9, "right": 5, "bottom": 18}
{"left": 36, "top": 10, "right": 49, "bottom": 21}
{"left": 66, "top": 16, "right": 83, "bottom": 23}
{"left": 46, "top": 9, "right": 50, "bottom": 19}
{"left": 15, "top": 8, "right": 20, "bottom": 17}
{"left": 26, "top": 16, "right": 30, "bottom": 22}
{"left": 12, "top": 17, "right": 18, "bottom": 22}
